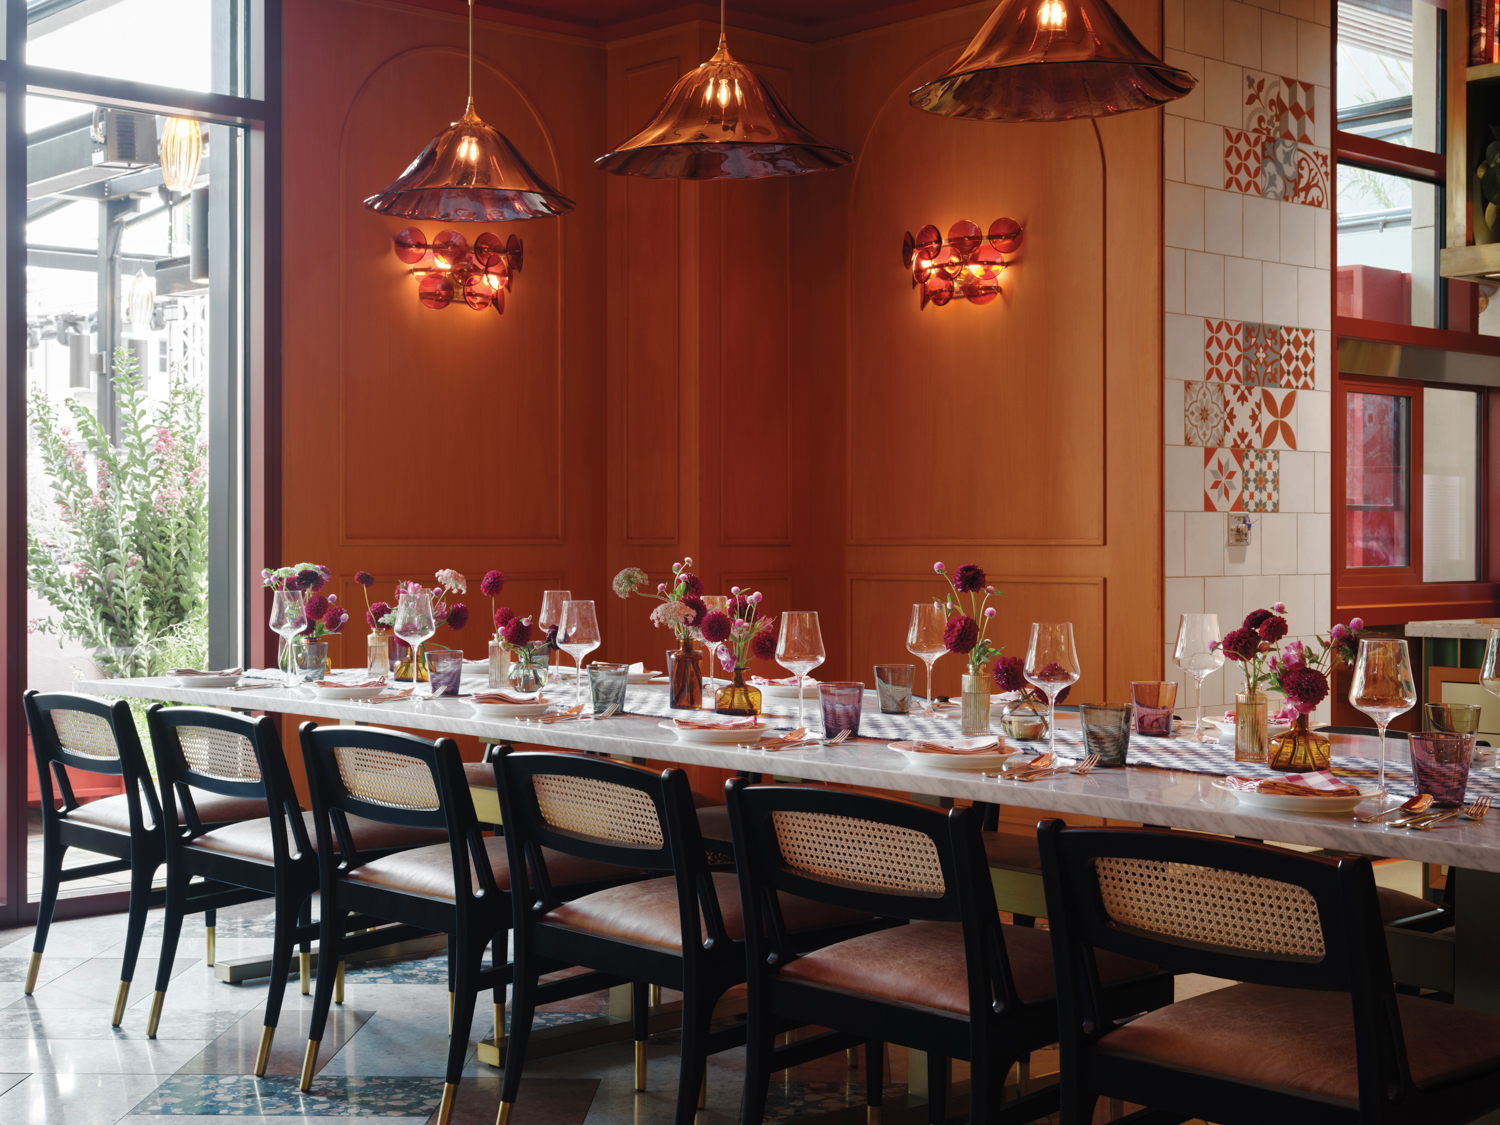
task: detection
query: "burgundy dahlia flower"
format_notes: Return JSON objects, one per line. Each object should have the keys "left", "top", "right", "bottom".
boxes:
{"left": 943, "top": 615, "right": 979, "bottom": 655}
{"left": 304, "top": 594, "right": 329, "bottom": 621}
{"left": 502, "top": 617, "right": 532, "bottom": 646}
{"left": 993, "top": 656, "right": 1027, "bottom": 694}
{"left": 1258, "top": 615, "right": 1288, "bottom": 644}
{"left": 494, "top": 606, "right": 514, "bottom": 630}
{"left": 678, "top": 571, "right": 704, "bottom": 599}
{"left": 700, "top": 610, "right": 733, "bottom": 644}
{"left": 681, "top": 596, "right": 707, "bottom": 628}
{"left": 480, "top": 570, "right": 504, "bottom": 597}
{"left": 446, "top": 604, "right": 469, "bottom": 631}
{"left": 367, "top": 601, "right": 391, "bottom": 629}
{"left": 952, "top": 564, "right": 986, "bottom": 594}
{"left": 1243, "top": 608, "right": 1272, "bottom": 631}
{"left": 1220, "top": 627, "right": 1260, "bottom": 662}
{"left": 1281, "top": 667, "right": 1329, "bottom": 713}
{"left": 355, "top": 570, "right": 374, "bottom": 588}
{"left": 750, "top": 628, "right": 777, "bottom": 661}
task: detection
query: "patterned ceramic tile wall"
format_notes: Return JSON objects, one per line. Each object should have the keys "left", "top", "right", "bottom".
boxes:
{"left": 1163, "top": 0, "right": 1332, "bottom": 714}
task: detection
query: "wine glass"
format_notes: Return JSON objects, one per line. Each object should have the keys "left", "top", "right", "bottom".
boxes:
{"left": 269, "top": 589, "right": 309, "bottom": 684}
{"left": 559, "top": 600, "right": 601, "bottom": 707}
{"left": 776, "top": 612, "right": 826, "bottom": 729}
{"left": 907, "top": 603, "right": 947, "bottom": 718}
{"left": 1025, "top": 622, "right": 1082, "bottom": 757}
{"left": 539, "top": 589, "right": 572, "bottom": 679}
{"left": 1350, "top": 638, "right": 1417, "bottom": 809}
{"left": 392, "top": 589, "right": 437, "bottom": 690}
{"left": 1173, "top": 613, "right": 1225, "bottom": 741}
{"left": 1481, "top": 628, "right": 1500, "bottom": 700}
{"left": 696, "top": 595, "right": 731, "bottom": 693}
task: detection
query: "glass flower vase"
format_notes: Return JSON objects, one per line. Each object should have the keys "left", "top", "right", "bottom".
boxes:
{"left": 1268, "top": 712, "right": 1331, "bottom": 772}
{"left": 667, "top": 642, "right": 702, "bottom": 710}
{"left": 392, "top": 641, "right": 429, "bottom": 682}
{"left": 714, "top": 668, "right": 762, "bottom": 718}
{"left": 508, "top": 646, "right": 549, "bottom": 694}
{"left": 366, "top": 634, "right": 389, "bottom": 680}
{"left": 960, "top": 671, "right": 991, "bottom": 736}
{"left": 1234, "top": 691, "right": 1268, "bottom": 763}
{"left": 487, "top": 637, "right": 511, "bottom": 689}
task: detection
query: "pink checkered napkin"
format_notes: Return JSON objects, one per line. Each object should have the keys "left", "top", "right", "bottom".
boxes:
{"left": 673, "top": 716, "right": 761, "bottom": 730}
{"left": 1277, "top": 770, "right": 1353, "bottom": 792}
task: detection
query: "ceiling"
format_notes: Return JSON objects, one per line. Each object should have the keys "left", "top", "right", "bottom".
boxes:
{"left": 396, "top": 0, "right": 984, "bottom": 43}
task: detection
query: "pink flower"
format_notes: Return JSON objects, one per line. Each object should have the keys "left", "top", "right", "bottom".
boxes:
{"left": 933, "top": 562, "right": 946, "bottom": 574}
{"left": 1350, "top": 617, "right": 1364, "bottom": 632}
{"left": 1280, "top": 640, "right": 1306, "bottom": 669}
{"left": 480, "top": 570, "right": 504, "bottom": 597}
{"left": 71, "top": 563, "right": 89, "bottom": 579}
{"left": 1330, "top": 624, "right": 1347, "bottom": 640}
{"left": 435, "top": 568, "right": 466, "bottom": 594}
{"left": 984, "top": 607, "right": 996, "bottom": 618}
{"left": 1271, "top": 602, "right": 1287, "bottom": 613}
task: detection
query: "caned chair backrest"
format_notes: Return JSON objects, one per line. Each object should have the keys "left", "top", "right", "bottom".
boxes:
{"left": 23, "top": 690, "right": 161, "bottom": 832}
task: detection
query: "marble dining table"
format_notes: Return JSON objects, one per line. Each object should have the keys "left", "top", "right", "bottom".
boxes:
{"left": 74, "top": 673, "right": 1500, "bottom": 1123}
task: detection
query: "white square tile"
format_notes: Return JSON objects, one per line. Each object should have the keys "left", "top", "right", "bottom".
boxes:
{"left": 1186, "top": 512, "right": 1228, "bottom": 576}
{"left": 1244, "top": 574, "right": 1281, "bottom": 612}
{"left": 1166, "top": 445, "right": 1207, "bottom": 511}
{"left": 1165, "top": 578, "right": 1206, "bottom": 640}
{"left": 1313, "top": 328, "right": 1330, "bottom": 390}
{"left": 1186, "top": 252, "right": 1225, "bottom": 317}
{"left": 1242, "top": 195, "right": 1281, "bottom": 261}
{"left": 1314, "top": 573, "right": 1331, "bottom": 634}
{"left": 1166, "top": 182, "right": 1206, "bottom": 250}
{"left": 1280, "top": 201, "right": 1314, "bottom": 266}
{"left": 1185, "top": 0, "right": 1225, "bottom": 58}
{"left": 1165, "top": 511, "right": 1186, "bottom": 578}
{"left": 1223, "top": 1, "right": 1261, "bottom": 67}
{"left": 1165, "top": 0, "right": 1185, "bottom": 49}
{"left": 1261, "top": 512, "right": 1298, "bottom": 573}
{"left": 1165, "top": 113, "right": 1185, "bottom": 183}
{"left": 1314, "top": 450, "right": 1330, "bottom": 512}
{"left": 1223, "top": 256, "right": 1263, "bottom": 321}
{"left": 1314, "top": 82, "right": 1330, "bottom": 148}
{"left": 1205, "top": 577, "right": 1245, "bottom": 636}
{"left": 1165, "top": 49, "right": 1206, "bottom": 118}
{"left": 1204, "top": 189, "right": 1243, "bottom": 256}
{"left": 1298, "top": 387, "right": 1330, "bottom": 451}
{"left": 1297, "top": 19, "right": 1330, "bottom": 85}
{"left": 1279, "top": 449, "right": 1314, "bottom": 511}
{"left": 1298, "top": 265, "right": 1330, "bottom": 330}
{"left": 1165, "top": 247, "right": 1186, "bottom": 314}
{"left": 1226, "top": 519, "right": 1263, "bottom": 575}
{"left": 1280, "top": 573, "right": 1314, "bottom": 635}
{"left": 1263, "top": 261, "right": 1299, "bottom": 324}
{"left": 1184, "top": 119, "right": 1224, "bottom": 187}
{"left": 1262, "top": 11, "right": 1296, "bottom": 75}
{"left": 1313, "top": 208, "right": 1330, "bottom": 270}
{"left": 1297, "top": 512, "right": 1330, "bottom": 573}
{"left": 1165, "top": 313, "right": 1206, "bottom": 380}
{"left": 1204, "top": 59, "right": 1244, "bottom": 127}
{"left": 1165, "top": 378, "right": 1187, "bottom": 445}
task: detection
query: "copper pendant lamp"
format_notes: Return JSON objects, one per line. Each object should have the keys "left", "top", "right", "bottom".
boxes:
{"left": 909, "top": 0, "right": 1196, "bottom": 122}
{"left": 595, "top": 2, "right": 850, "bottom": 180}
{"left": 364, "top": 0, "right": 573, "bottom": 221}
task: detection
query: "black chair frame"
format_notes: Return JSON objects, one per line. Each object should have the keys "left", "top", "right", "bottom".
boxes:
{"left": 493, "top": 749, "right": 884, "bottom": 1125}
{"left": 727, "top": 780, "right": 1173, "bottom": 1125}
{"left": 1037, "top": 819, "right": 1500, "bottom": 1125}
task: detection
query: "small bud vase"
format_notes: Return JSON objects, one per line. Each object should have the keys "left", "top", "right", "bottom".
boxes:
{"left": 366, "top": 634, "right": 389, "bottom": 680}
{"left": 961, "top": 671, "right": 991, "bottom": 736}
{"left": 668, "top": 640, "right": 702, "bottom": 710}
{"left": 487, "top": 636, "right": 511, "bottom": 689}
{"left": 392, "top": 640, "right": 429, "bottom": 682}
{"left": 1268, "top": 712, "right": 1331, "bottom": 772}
{"left": 1234, "top": 691, "right": 1269, "bottom": 763}
{"left": 714, "top": 667, "right": 762, "bottom": 718}
{"left": 508, "top": 645, "right": 549, "bottom": 694}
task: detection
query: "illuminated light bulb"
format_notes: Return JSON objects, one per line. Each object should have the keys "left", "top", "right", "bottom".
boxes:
{"left": 1038, "top": 0, "right": 1067, "bottom": 28}
{"left": 718, "top": 79, "right": 730, "bottom": 108}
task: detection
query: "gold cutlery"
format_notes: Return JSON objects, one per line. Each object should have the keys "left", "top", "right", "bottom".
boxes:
{"left": 1354, "top": 793, "right": 1432, "bottom": 824}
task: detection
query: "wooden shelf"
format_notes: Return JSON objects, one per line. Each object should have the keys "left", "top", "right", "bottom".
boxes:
{"left": 1469, "top": 63, "right": 1500, "bottom": 86}
{"left": 1441, "top": 243, "right": 1500, "bottom": 283}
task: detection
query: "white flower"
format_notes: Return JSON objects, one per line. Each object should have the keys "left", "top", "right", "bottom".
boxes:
{"left": 650, "top": 601, "right": 694, "bottom": 630}
{"left": 435, "top": 568, "right": 467, "bottom": 594}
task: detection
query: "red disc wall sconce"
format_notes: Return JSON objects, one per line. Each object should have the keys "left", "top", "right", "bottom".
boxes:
{"left": 393, "top": 226, "right": 522, "bottom": 314}
{"left": 901, "top": 218, "right": 1023, "bottom": 309}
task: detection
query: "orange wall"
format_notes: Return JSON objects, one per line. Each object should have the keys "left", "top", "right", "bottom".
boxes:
{"left": 280, "top": 0, "right": 1163, "bottom": 792}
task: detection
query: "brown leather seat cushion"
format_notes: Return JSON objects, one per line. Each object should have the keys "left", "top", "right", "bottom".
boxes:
{"left": 464, "top": 762, "right": 496, "bottom": 790}
{"left": 1098, "top": 981, "right": 1500, "bottom": 1103}
{"left": 777, "top": 919, "right": 1156, "bottom": 1015}
{"left": 68, "top": 790, "right": 268, "bottom": 833}
{"left": 982, "top": 831, "right": 1042, "bottom": 873}
{"left": 1376, "top": 884, "right": 1437, "bottom": 925}
{"left": 191, "top": 811, "right": 446, "bottom": 863}
{"left": 346, "top": 836, "right": 635, "bottom": 900}
{"left": 543, "top": 871, "right": 869, "bottom": 953}
{"left": 695, "top": 804, "right": 732, "bottom": 844}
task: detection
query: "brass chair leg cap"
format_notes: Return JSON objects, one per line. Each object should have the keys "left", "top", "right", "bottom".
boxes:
{"left": 634, "top": 1041, "right": 647, "bottom": 1091}
{"left": 435, "top": 1082, "right": 458, "bottom": 1125}
{"left": 24, "top": 952, "right": 41, "bottom": 995}
{"left": 868, "top": 1106, "right": 882, "bottom": 1125}
{"left": 205, "top": 926, "right": 216, "bottom": 967}
{"left": 145, "top": 991, "right": 166, "bottom": 1038}
{"left": 496, "top": 1100, "right": 513, "bottom": 1125}
{"left": 254, "top": 1026, "right": 276, "bottom": 1076}
{"left": 298, "top": 1041, "right": 320, "bottom": 1091}
{"left": 111, "top": 981, "right": 131, "bottom": 1027}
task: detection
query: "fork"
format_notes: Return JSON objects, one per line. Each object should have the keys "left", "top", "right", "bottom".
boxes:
{"left": 823, "top": 729, "right": 850, "bottom": 746}
{"left": 1408, "top": 796, "right": 1493, "bottom": 831}
{"left": 589, "top": 704, "right": 619, "bottom": 721}
{"left": 1020, "top": 754, "right": 1100, "bottom": 782}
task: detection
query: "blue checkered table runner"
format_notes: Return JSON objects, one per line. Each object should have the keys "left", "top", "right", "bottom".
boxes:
{"left": 621, "top": 686, "right": 967, "bottom": 741}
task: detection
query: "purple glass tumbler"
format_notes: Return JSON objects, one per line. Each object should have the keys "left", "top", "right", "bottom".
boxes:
{"left": 1409, "top": 731, "right": 1475, "bottom": 808}
{"left": 818, "top": 682, "right": 864, "bottom": 739}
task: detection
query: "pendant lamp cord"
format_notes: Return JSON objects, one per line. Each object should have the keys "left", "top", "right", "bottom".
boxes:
{"left": 720, "top": 0, "right": 725, "bottom": 37}
{"left": 468, "top": 0, "right": 474, "bottom": 108}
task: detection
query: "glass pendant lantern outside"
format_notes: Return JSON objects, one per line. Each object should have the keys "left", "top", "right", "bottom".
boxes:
{"left": 909, "top": 0, "right": 1197, "bottom": 122}
{"left": 159, "top": 117, "right": 202, "bottom": 192}
{"left": 596, "top": 35, "right": 851, "bottom": 180}
{"left": 364, "top": 100, "right": 575, "bottom": 222}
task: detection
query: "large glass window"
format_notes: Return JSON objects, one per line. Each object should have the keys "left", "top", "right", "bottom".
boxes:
{"left": 1337, "top": 165, "right": 1440, "bottom": 329}
{"left": 1337, "top": 0, "right": 1440, "bottom": 152}
{"left": 1346, "top": 390, "right": 1412, "bottom": 568}
{"left": 25, "top": 0, "right": 242, "bottom": 95}
{"left": 1423, "top": 388, "right": 1480, "bottom": 582}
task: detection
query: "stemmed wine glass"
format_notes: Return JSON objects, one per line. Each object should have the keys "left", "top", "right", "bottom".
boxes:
{"left": 1173, "top": 613, "right": 1225, "bottom": 741}
{"left": 559, "top": 600, "right": 601, "bottom": 707}
{"left": 776, "top": 612, "right": 826, "bottom": 729}
{"left": 269, "top": 589, "right": 309, "bottom": 685}
{"left": 392, "top": 589, "right": 437, "bottom": 691}
{"left": 697, "top": 594, "right": 731, "bottom": 694}
{"left": 539, "top": 589, "right": 572, "bottom": 680}
{"left": 907, "top": 603, "right": 947, "bottom": 718}
{"left": 1025, "top": 622, "right": 1082, "bottom": 757}
{"left": 1350, "top": 638, "right": 1417, "bottom": 809}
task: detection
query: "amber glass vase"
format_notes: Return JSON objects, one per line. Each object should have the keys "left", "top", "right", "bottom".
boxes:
{"left": 392, "top": 641, "right": 429, "bottom": 682}
{"left": 1268, "top": 712, "right": 1331, "bottom": 772}
{"left": 668, "top": 640, "right": 702, "bottom": 710}
{"left": 1234, "top": 691, "right": 1268, "bottom": 763}
{"left": 714, "top": 667, "right": 762, "bottom": 717}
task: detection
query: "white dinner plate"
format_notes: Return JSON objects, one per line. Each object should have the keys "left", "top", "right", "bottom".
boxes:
{"left": 1210, "top": 777, "right": 1383, "bottom": 814}
{"left": 468, "top": 700, "right": 551, "bottom": 718}
{"left": 310, "top": 684, "right": 387, "bottom": 700}
{"left": 628, "top": 671, "right": 661, "bottom": 685}
{"left": 658, "top": 719, "right": 765, "bottom": 744}
{"left": 174, "top": 674, "right": 244, "bottom": 689}
{"left": 887, "top": 738, "right": 1020, "bottom": 771}
{"left": 755, "top": 681, "right": 819, "bottom": 699}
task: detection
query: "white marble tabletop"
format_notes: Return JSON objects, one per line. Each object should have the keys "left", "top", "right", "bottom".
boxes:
{"left": 1403, "top": 618, "right": 1500, "bottom": 641}
{"left": 75, "top": 674, "right": 1500, "bottom": 873}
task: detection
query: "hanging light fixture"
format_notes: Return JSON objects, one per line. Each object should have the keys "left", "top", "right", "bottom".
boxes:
{"left": 158, "top": 117, "right": 202, "bottom": 192}
{"left": 363, "top": 0, "right": 573, "bottom": 221}
{"left": 595, "top": 0, "right": 850, "bottom": 179}
{"left": 909, "top": 0, "right": 1196, "bottom": 122}
{"left": 127, "top": 270, "right": 156, "bottom": 328}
